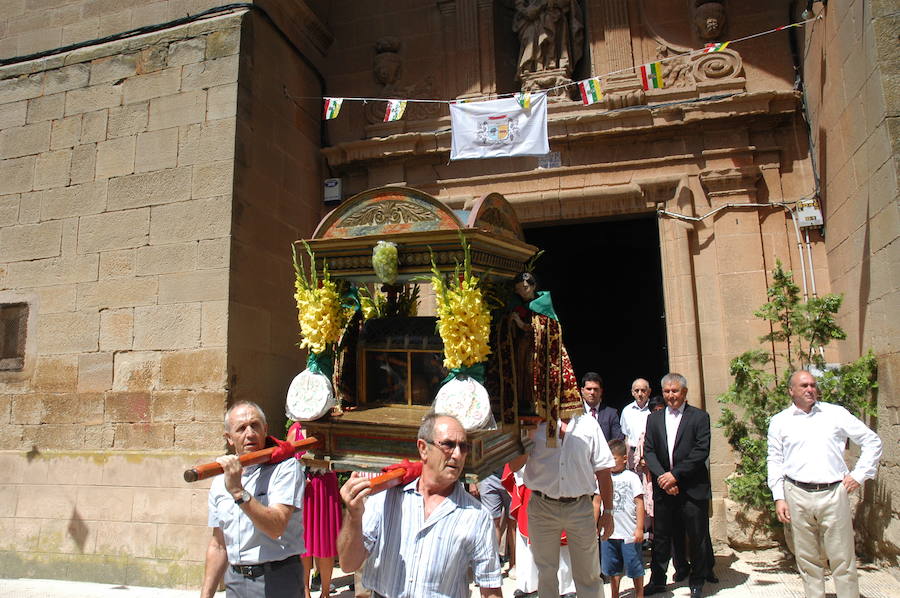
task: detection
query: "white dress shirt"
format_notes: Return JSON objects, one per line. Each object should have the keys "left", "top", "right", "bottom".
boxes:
{"left": 620, "top": 400, "right": 651, "bottom": 448}
{"left": 665, "top": 404, "right": 684, "bottom": 466}
{"left": 767, "top": 401, "right": 883, "bottom": 501}
{"left": 361, "top": 479, "right": 500, "bottom": 598}
{"left": 524, "top": 414, "right": 615, "bottom": 499}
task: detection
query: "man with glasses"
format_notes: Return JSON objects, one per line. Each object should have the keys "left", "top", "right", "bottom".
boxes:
{"left": 620, "top": 378, "right": 652, "bottom": 471}
{"left": 337, "top": 412, "right": 502, "bottom": 598}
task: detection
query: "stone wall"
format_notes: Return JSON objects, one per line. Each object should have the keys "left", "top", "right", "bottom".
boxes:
{"left": 800, "top": 0, "right": 900, "bottom": 562}
{"left": 0, "top": 11, "right": 243, "bottom": 585}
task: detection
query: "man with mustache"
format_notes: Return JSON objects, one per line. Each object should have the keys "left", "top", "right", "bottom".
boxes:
{"left": 338, "top": 412, "right": 502, "bottom": 598}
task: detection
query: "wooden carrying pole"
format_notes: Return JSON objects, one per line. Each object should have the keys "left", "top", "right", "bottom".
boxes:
{"left": 367, "top": 467, "right": 407, "bottom": 494}
{"left": 183, "top": 437, "right": 321, "bottom": 482}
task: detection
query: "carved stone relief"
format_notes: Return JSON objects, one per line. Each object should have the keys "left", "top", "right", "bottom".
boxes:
{"left": 693, "top": 1, "right": 727, "bottom": 41}
{"left": 513, "top": 0, "right": 585, "bottom": 95}
{"left": 364, "top": 37, "right": 441, "bottom": 125}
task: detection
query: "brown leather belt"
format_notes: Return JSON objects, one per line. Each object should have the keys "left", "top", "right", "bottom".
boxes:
{"left": 786, "top": 476, "right": 841, "bottom": 492}
{"left": 532, "top": 489, "right": 582, "bottom": 503}
{"left": 231, "top": 556, "right": 296, "bottom": 578}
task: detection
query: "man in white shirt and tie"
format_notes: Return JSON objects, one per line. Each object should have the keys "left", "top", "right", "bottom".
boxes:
{"left": 767, "top": 370, "right": 883, "bottom": 598}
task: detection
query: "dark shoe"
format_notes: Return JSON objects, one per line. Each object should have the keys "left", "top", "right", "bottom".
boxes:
{"left": 673, "top": 569, "right": 690, "bottom": 582}
{"left": 690, "top": 586, "right": 703, "bottom": 598}
{"left": 706, "top": 572, "right": 719, "bottom": 583}
{"left": 644, "top": 583, "right": 667, "bottom": 595}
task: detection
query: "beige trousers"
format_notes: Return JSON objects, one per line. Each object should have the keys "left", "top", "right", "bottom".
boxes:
{"left": 785, "top": 481, "right": 859, "bottom": 598}
{"left": 528, "top": 493, "right": 604, "bottom": 598}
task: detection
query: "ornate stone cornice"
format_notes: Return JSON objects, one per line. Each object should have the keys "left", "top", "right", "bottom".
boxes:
{"left": 322, "top": 90, "right": 802, "bottom": 170}
{"left": 699, "top": 165, "right": 762, "bottom": 200}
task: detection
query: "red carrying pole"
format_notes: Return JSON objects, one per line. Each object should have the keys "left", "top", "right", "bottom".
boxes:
{"left": 183, "top": 437, "right": 321, "bottom": 482}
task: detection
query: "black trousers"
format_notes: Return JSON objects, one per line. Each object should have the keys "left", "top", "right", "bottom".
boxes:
{"left": 650, "top": 493, "right": 710, "bottom": 589}
{"left": 225, "top": 556, "right": 303, "bottom": 598}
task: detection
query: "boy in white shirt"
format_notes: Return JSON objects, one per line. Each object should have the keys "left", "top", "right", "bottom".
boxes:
{"left": 601, "top": 439, "right": 645, "bottom": 598}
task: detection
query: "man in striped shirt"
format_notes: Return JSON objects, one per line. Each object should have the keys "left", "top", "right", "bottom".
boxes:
{"left": 338, "top": 412, "right": 503, "bottom": 598}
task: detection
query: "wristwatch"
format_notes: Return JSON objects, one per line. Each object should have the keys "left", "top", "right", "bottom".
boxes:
{"left": 234, "top": 489, "right": 251, "bottom": 505}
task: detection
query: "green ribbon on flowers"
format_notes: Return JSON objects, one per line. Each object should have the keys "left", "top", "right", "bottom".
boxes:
{"left": 440, "top": 362, "right": 487, "bottom": 386}
{"left": 306, "top": 348, "right": 335, "bottom": 379}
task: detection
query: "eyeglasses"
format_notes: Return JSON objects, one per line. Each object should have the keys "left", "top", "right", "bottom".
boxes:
{"left": 430, "top": 439, "right": 471, "bottom": 454}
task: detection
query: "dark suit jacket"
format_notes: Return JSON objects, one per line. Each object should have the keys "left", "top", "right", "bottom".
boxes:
{"left": 587, "top": 404, "right": 624, "bottom": 442}
{"left": 643, "top": 404, "right": 711, "bottom": 501}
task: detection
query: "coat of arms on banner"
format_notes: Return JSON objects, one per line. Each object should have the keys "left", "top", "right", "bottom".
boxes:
{"left": 477, "top": 115, "right": 520, "bottom": 145}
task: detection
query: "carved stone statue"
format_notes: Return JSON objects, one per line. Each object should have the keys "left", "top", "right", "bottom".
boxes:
{"left": 693, "top": 1, "right": 726, "bottom": 40}
{"left": 513, "top": 0, "right": 584, "bottom": 80}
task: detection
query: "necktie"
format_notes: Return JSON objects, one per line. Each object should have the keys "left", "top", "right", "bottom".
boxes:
{"left": 591, "top": 408, "right": 597, "bottom": 419}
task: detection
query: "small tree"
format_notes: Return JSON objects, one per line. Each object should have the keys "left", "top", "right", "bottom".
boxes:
{"left": 717, "top": 260, "right": 877, "bottom": 520}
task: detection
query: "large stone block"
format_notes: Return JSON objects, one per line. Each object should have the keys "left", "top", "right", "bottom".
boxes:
{"left": 76, "top": 276, "right": 157, "bottom": 310}
{"left": 80, "top": 109, "right": 107, "bottom": 143}
{"left": 207, "top": 83, "right": 236, "bottom": 120}
{"left": 75, "top": 487, "right": 136, "bottom": 524}
{"left": 181, "top": 55, "right": 239, "bottom": 92}
{"left": 160, "top": 348, "right": 226, "bottom": 390}
{"left": 191, "top": 160, "right": 233, "bottom": 198}
{"left": 134, "top": 242, "right": 197, "bottom": 275}
{"left": 0, "top": 155, "right": 35, "bottom": 195}
{"left": 36, "top": 311, "right": 99, "bottom": 354}
{"left": 76, "top": 208, "right": 149, "bottom": 253}
{"left": 44, "top": 64, "right": 90, "bottom": 95}
{"left": 77, "top": 352, "right": 113, "bottom": 393}
{"left": 65, "top": 83, "right": 122, "bottom": 117}
{"left": 107, "top": 102, "right": 148, "bottom": 138}
{"left": 0, "top": 195, "right": 18, "bottom": 226}
{"left": 26, "top": 93, "right": 65, "bottom": 124}
{"left": 133, "top": 303, "right": 202, "bottom": 350}
{"left": 50, "top": 114, "right": 81, "bottom": 150}
{"left": 107, "top": 167, "right": 191, "bottom": 210}
{"left": 201, "top": 300, "right": 227, "bottom": 347}
{"left": 150, "top": 391, "right": 193, "bottom": 423}
{"left": 0, "top": 121, "right": 51, "bottom": 159}
{"left": 95, "top": 135, "right": 135, "bottom": 179}
{"left": 205, "top": 28, "right": 241, "bottom": 59}
{"left": 177, "top": 118, "right": 235, "bottom": 165}
{"left": 94, "top": 520, "right": 156, "bottom": 558}
{"left": 133, "top": 127, "right": 177, "bottom": 173}
{"left": 175, "top": 421, "right": 226, "bottom": 450}
{"left": 0, "top": 101, "right": 26, "bottom": 129}
{"left": 136, "top": 43, "right": 168, "bottom": 74}
{"left": 147, "top": 90, "right": 206, "bottom": 131}
{"left": 33, "top": 148, "right": 72, "bottom": 190}
{"left": 69, "top": 143, "right": 96, "bottom": 184}
{"left": 123, "top": 68, "right": 181, "bottom": 105}
{"left": 193, "top": 390, "right": 227, "bottom": 422}
{"left": 0, "top": 221, "right": 61, "bottom": 262}
{"left": 1, "top": 254, "right": 98, "bottom": 289}
{"left": 113, "top": 422, "right": 174, "bottom": 449}
{"left": 105, "top": 392, "right": 151, "bottom": 423}
{"left": 131, "top": 487, "right": 197, "bottom": 524}
{"left": 98, "top": 249, "right": 135, "bottom": 279}
{"left": 198, "top": 237, "right": 229, "bottom": 269}
{"left": 0, "top": 73, "right": 43, "bottom": 104}
{"left": 112, "top": 351, "right": 159, "bottom": 391}
{"left": 11, "top": 395, "right": 42, "bottom": 425}
{"left": 89, "top": 54, "right": 138, "bottom": 86}
{"left": 42, "top": 392, "right": 104, "bottom": 424}
{"left": 149, "top": 196, "right": 230, "bottom": 244}
{"left": 158, "top": 268, "right": 228, "bottom": 304}
{"left": 15, "top": 484, "right": 74, "bottom": 519}
{"left": 99, "top": 308, "right": 133, "bottom": 351}
{"left": 22, "top": 422, "right": 86, "bottom": 451}
{"left": 167, "top": 38, "right": 205, "bottom": 67}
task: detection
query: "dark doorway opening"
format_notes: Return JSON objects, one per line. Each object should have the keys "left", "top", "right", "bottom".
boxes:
{"left": 524, "top": 216, "right": 669, "bottom": 411}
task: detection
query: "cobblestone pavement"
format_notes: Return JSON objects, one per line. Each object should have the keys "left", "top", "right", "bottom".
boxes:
{"left": 2, "top": 550, "right": 899, "bottom": 598}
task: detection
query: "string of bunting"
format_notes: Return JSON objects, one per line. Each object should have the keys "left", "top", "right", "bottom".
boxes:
{"left": 321, "top": 16, "right": 815, "bottom": 120}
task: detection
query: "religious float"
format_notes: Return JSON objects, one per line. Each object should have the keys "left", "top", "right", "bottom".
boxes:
{"left": 283, "top": 186, "right": 583, "bottom": 482}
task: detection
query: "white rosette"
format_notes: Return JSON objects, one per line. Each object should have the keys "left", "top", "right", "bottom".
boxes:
{"left": 433, "top": 376, "right": 496, "bottom": 431}
{"left": 285, "top": 369, "right": 335, "bottom": 421}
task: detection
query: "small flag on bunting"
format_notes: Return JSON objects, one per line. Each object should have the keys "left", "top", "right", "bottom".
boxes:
{"left": 384, "top": 99, "right": 408, "bottom": 122}
{"left": 702, "top": 42, "right": 730, "bottom": 53}
{"left": 515, "top": 92, "right": 532, "bottom": 110}
{"left": 578, "top": 77, "right": 603, "bottom": 105}
{"left": 639, "top": 62, "right": 664, "bottom": 90}
{"left": 323, "top": 98, "right": 343, "bottom": 120}
{"left": 775, "top": 23, "right": 802, "bottom": 31}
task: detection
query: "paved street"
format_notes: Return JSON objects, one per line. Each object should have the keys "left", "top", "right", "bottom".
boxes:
{"left": 2, "top": 549, "right": 899, "bottom": 598}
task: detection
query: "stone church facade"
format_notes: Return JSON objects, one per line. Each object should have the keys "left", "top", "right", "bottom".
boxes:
{"left": 0, "top": 0, "right": 896, "bottom": 586}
